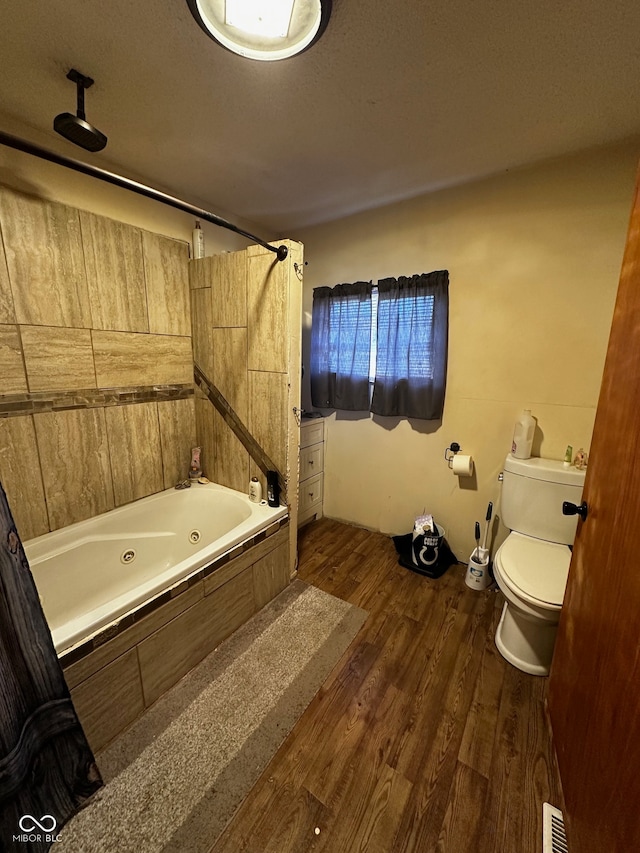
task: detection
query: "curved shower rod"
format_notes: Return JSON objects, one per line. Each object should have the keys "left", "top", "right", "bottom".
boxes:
{"left": 0, "top": 130, "right": 288, "bottom": 261}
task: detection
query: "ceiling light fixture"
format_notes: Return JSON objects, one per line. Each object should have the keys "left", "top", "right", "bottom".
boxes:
{"left": 186, "top": 0, "right": 331, "bottom": 61}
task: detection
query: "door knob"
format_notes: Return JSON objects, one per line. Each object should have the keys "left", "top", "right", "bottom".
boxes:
{"left": 562, "top": 500, "right": 588, "bottom": 521}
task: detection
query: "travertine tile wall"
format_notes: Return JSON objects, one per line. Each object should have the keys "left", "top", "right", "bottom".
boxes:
{"left": 191, "top": 252, "right": 250, "bottom": 493}
{"left": 0, "top": 186, "right": 196, "bottom": 541}
{"left": 190, "top": 240, "right": 303, "bottom": 571}
{"left": 190, "top": 246, "right": 285, "bottom": 490}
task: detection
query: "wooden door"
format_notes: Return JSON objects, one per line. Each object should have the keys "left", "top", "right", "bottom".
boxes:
{"left": 548, "top": 165, "right": 640, "bottom": 851}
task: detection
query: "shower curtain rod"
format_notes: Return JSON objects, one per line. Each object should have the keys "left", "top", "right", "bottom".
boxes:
{"left": 0, "top": 130, "right": 288, "bottom": 261}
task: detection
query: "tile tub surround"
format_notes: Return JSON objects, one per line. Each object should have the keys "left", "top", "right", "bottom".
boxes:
{"left": 189, "top": 243, "right": 295, "bottom": 490}
{"left": 0, "top": 190, "right": 91, "bottom": 328}
{"left": 0, "top": 396, "right": 196, "bottom": 540}
{"left": 61, "top": 523, "right": 291, "bottom": 753}
{"left": 190, "top": 240, "right": 303, "bottom": 574}
{"left": 1, "top": 185, "right": 301, "bottom": 588}
{"left": 0, "top": 185, "right": 195, "bottom": 538}
{"left": 0, "top": 383, "right": 194, "bottom": 418}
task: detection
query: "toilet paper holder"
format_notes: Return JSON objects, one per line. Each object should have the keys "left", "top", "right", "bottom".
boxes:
{"left": 445, "top": 442, "right": 474, "bottom": 477}
{"left": 444, "top": 442, "right": 462, "bottom": 468}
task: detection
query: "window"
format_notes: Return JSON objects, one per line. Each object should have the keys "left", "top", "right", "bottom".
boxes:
{"left": 309, "top": 281, "right": 373, "bottom": 412}
{"left": 310, "top": 271, "right": 449, "bottom": 420}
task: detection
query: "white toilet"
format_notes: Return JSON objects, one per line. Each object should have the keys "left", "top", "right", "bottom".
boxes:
{"left": 493, "top": 453, "right": 585, "bottom": 676}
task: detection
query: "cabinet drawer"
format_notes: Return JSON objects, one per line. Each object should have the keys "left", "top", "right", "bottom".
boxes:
{"left": 300, "top": 420, "right": 324, "bottom": 448}
{"left": 299, "top": 474, "right": 323, "bottom": 513}
{"left": 300, "top": 443, "right": 323, "bottom": 479}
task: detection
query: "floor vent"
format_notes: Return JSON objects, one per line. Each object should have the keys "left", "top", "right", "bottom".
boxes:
{"left": 543, "top": 803, "right": 568, "bottom": 853}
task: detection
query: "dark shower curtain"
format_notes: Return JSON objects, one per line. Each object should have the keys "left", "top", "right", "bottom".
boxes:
{"left": 0, "top": 482, "right": 102, "bottom": 852}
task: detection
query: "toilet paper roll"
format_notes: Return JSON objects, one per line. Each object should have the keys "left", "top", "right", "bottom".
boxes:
{"left": 452, "top": 454, "right": 474, "bottom": 477}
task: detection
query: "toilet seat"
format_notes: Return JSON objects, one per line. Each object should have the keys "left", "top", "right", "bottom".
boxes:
{"left": 495, "top": 532, "right": 572, "bottom": 608}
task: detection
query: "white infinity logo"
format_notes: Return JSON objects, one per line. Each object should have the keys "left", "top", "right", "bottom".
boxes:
{"left": 19, "top": 814, "right": 57, "bottom": 832}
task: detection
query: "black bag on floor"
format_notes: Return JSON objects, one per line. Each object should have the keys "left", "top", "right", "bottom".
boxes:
{"left": 392, "top": 526, "right": 457, "bottom": 579}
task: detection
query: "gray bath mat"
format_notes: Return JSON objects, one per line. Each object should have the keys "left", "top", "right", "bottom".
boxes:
{"left": 59, "top": 579, "right": 367, "bottom": 852}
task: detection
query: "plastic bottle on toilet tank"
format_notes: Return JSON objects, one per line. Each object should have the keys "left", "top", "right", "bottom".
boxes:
{"left": 511, "top": 409, "right": 535, "bottom": 459}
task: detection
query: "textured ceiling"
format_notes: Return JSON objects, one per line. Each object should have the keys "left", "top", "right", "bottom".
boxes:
{"left": 0, "top": 0, "right": 639, "bottom": 234}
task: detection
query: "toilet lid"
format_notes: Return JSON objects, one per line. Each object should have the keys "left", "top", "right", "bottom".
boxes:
{"left": 497, "top": 533, "right": 572, "bottom": 606}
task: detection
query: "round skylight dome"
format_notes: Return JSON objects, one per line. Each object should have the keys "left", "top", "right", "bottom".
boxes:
{"left": 186, "top": 0, "right": 332, "bottom": 61}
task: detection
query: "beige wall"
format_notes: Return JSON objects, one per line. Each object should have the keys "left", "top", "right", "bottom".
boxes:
{"left": 296, "top": 141, "right": 639, "bottom": 560}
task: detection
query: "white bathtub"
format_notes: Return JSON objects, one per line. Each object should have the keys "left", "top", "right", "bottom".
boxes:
{"left": 25, "top": 483, "right": 287, "bottom": 656}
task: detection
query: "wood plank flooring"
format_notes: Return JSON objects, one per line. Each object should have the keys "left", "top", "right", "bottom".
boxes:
{"left": 209, "top": 518, "right": 562, "bottom": 853}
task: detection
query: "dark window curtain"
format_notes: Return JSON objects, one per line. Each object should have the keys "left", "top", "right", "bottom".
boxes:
{"left": 0, "top": 483, "right": 102, "bottom": 850}
{"left": 371, "top": 270, "right": 449, "bottom": 420}
{"left": 310, "top": 281, "right": 373, "bottom": 411}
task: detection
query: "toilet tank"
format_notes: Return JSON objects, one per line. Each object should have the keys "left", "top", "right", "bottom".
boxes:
{"left": 501, "top": 454, "right": 586, "bottom": 544}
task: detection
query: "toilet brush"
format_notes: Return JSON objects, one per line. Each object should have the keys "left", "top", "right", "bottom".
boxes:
{"left": 481, "top": 501, "right": 493, "bottom": 553}
{"left": 467, "top": 520, "right": 490, "bottom": 590}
